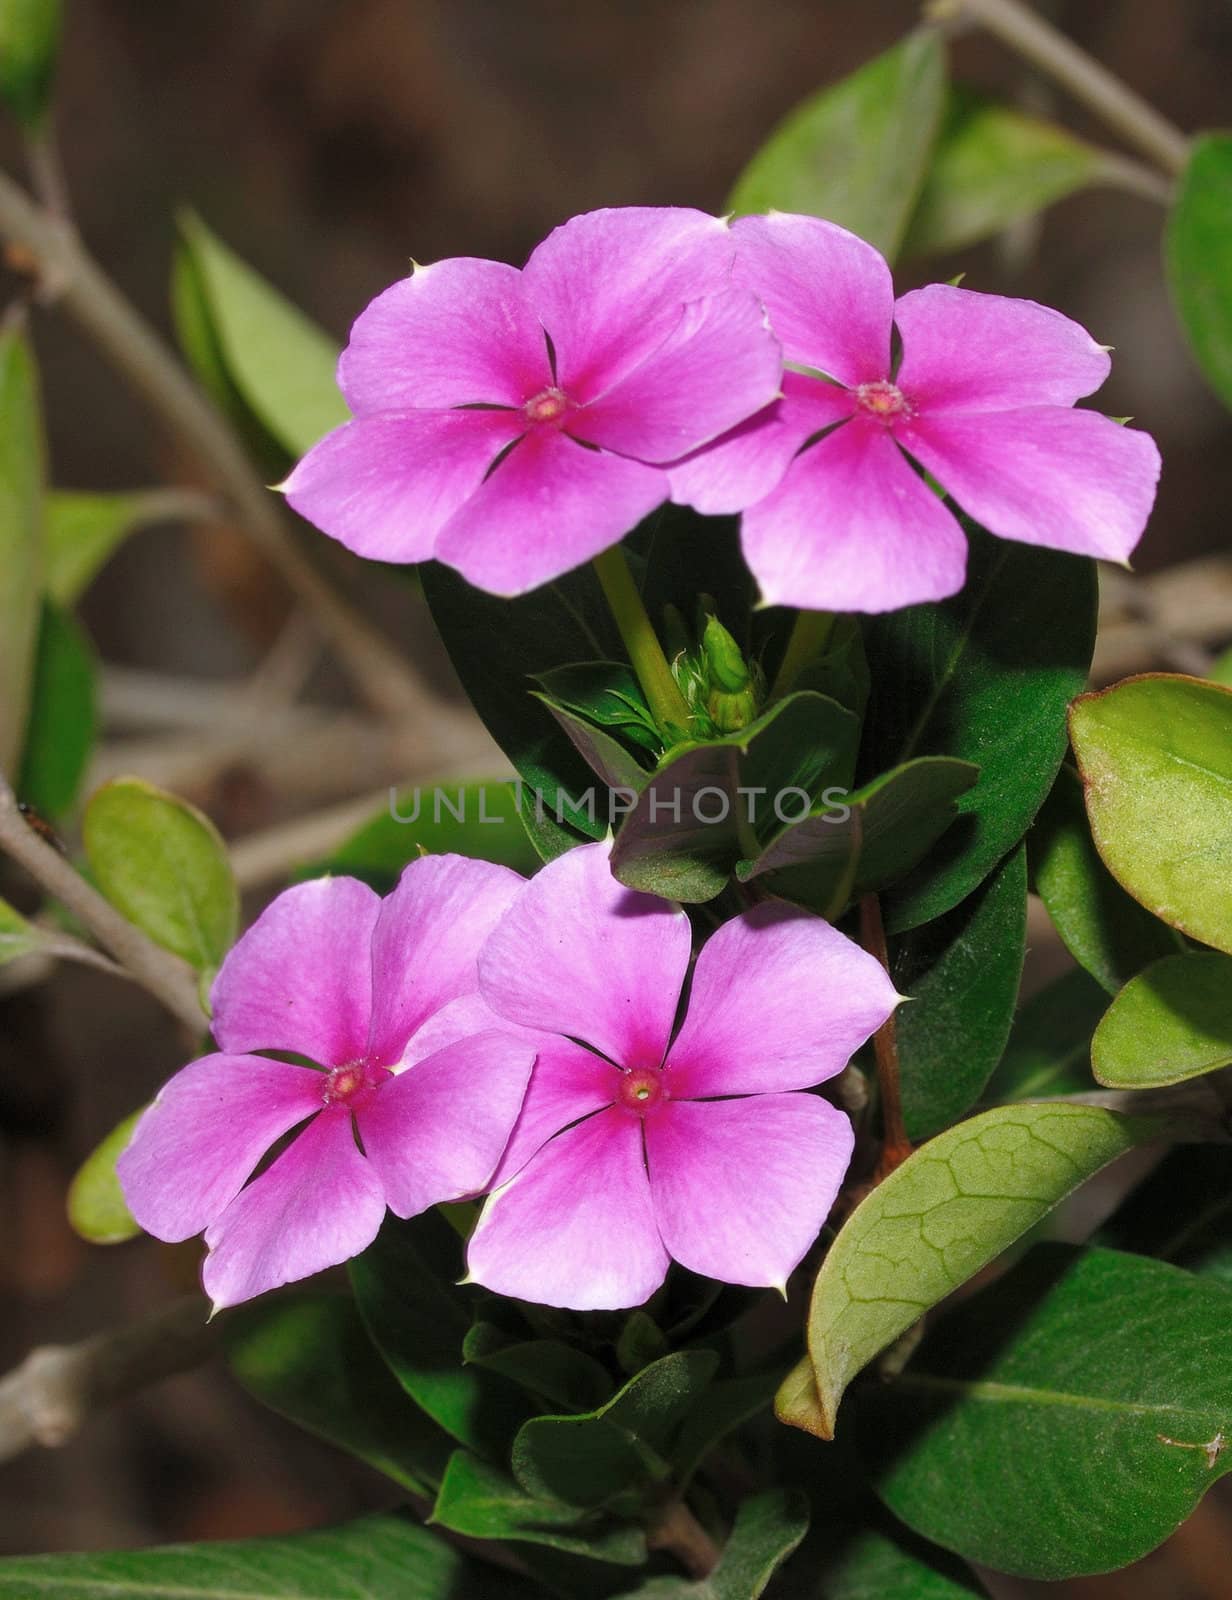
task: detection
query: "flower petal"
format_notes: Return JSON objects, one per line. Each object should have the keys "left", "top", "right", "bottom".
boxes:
{"left": 645, "top": 1093, "right": 853, "bottom": 1289}
{"left": 574, "top": 287, "right": 782, "bottom": 464}
{"left": 731, "top": 212, "right": 893, "bottom": 386}
{"left": 489, "top": 1034, "right": 619, "bottom": 1188}
{"left": 667, "top": 371, "right": 853, "bottom": 516}
{"left": 283, "top": 410, "right": 523, "bottom": 565}
{"left": 897, "top": 406, "right": 1161, "bottom": 563}
{"left": 337, "top": 258, "right": 551, "bottom": 411}
{"left": 202, "top": 1109, "right": 386, "bottom": 1311}
{"left": 467, "top": 1107, "right": 668, "bottom": 1310}
{"left": 665, "top": 901, "right": 899, "bottom": 1098}
{"left": 211, "top": 877, "right": 381, "bottom": 1065}
{"left": 894, "top": 284, "right": 1112, "bottom": 413}
{"left": 366, "top": 854, "right": 526, "bottom": 1069}
{"left": 117, "top": 1054, "right": 324, "bottom": 1243}
{"left": 741, "top": 416, "right": 969, "bottom": 612}
{"left": 521, "top": 207, "right": 736, "bottom": 399}
{"left": 478, "top": 840, "right": 691, "bottom": 1068}
{"left": 357, "top": 1033, "right": 535, "bottom": 1218}
{"left": 433, "top": 427, "right": 667, "bottom": 596}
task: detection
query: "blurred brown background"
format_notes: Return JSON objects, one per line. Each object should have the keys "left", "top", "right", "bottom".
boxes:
{"left": 2, "top": 2, "right": 1231, "bottom": 1594}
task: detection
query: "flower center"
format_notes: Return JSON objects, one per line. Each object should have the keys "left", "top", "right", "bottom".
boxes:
{"left": 322, "top": 1060, "right": 390, "bottom": 1111}
{"left": 618, "top": 1067, "right": 666, "bottom": 1116}
{"left": 854, "top": 379, "right": 911, "bottom": 422}
{"left": 524, "top": 385, "right": 570, "bottom": 424}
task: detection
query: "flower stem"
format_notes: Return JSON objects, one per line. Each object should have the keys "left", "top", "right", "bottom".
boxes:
{"left": 647, "top": 1499, "right": 722, "bottom": 1579}
{"left": 859, "top": 892, "right": 912, "bottom": 1178}
{"left": 592, "top": 544, "right": 692, "bottom": 735}
{"left": 769, "top": 609, "right": 836, "bottom": 702}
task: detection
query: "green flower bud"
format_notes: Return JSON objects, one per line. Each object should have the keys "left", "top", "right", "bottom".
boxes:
{"left": 702, "top": 615, "right": 751, "bottom": 693}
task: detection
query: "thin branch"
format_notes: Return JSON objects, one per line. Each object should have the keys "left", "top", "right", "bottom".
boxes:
{"left": 0, "top": 771, "right": 204, "bottom": 1031}
{"left": 0, "top": 165, "right": 428, "bottom": 720}
{"left": 929, "top": 0, "right": 1189, "bottom": 178}
{"left": 859, "top": 893, "right": 912, "bottom": 1177}
{"left": 0, "top": 1298, "right": 217, "bottom": 1465}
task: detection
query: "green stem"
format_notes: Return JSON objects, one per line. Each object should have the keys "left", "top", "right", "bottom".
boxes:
{"left": 592, "top": 544, "right": 692, "bottom": 734}
{"left": 770, "top": 609, "right": 836, "bottom": 701}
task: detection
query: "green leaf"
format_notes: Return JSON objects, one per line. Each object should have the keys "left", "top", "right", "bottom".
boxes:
{"left": 0, "top": 896, "right": 41, "bottom": 967}
{"left": 45, "top": 489, "right": 208, "bottom": 606}
{"left": 83, "top": 777, "right": 238, "bottom": 975}
{"left": 737, "top": 756, "right": 979, "bottom": 918}
{"left": 538, "top": 661, "right": 661, "bottom": 753}
{"left": 0, "top": 326, "right": 45, "bottom": 777}
{"left": 984, "top": 966, "right": 1106, "bottom": 1103}
{"left": 1166, "top": 134, "right": 1232, "bottom": 411}
{"left": 728, "top": 28, "right": 947, "bottom": 260}
{"left": 226, "top": 1293, "right": 451, "bottom": 1497}
{"left": 895, "top": 846, "right": 1027, "bottom": 1141}
{"left": 66, "top": 1109, "right": 141, "bottom": 1244}
{"left": 901, "top": 89, "right": 1108, "bottom": 258}
{"left": 671, "top": 1370, "right": 781, "bottom": 1489}
{"left": 512, "top": 1351, "right": 718, "bottom": 1510}
{"left": 351, "top": 1213, "right": 530, "bottom": 1459}
{"left": 1070, "top": 673, "right": 1232, "bottom": 955}
{"left": 432, "top": 1450, "right": 647, "bottom": 1565}
{"left": 463, "top": 1321, "right": 613, "bottom": 1413}
{"left": 823, "top": 1530, "right": 986, "bottom": 1599}
{"left": 613, "top": 1490, "right": 808, "bottom": 1600}
{"left": 545, "top": 700, "right": 653, "bottom": 795}
{"left": 0, "top": 1511, "right": 536, "bottom": 1598}
{"left": 858, "top": 1245, "right": 1232, "bottom": 1578}
{"left": 0, "top": 0, "right": 60, "bottom": 128}
{"left": 864, "top": 526, "right": 1097, "bottom": 933}
{"left": 1029, "top": 763, "right": 1183, "bottom": 993}
{"left": 1092, "top": 952, "right": 1232, "bottom": 1087}
{"left": 1099, "top": 1144, "right": 1232, "bottom": 1283}
{"left": 177, "top": 212, "right": 347, "bottom": 458}
{"left": 793, "top": 1104, "right": 1152, "bottom": 1438}
{"left": 611, "top": 691, "right": 860, "bottom": 903}
{"left": 17, "top": 600, "right": 97, "bottom": 818}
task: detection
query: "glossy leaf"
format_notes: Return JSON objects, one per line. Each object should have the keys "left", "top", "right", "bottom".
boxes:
{"left": 860, "top": 1245, "right": 1232, "bottom": 1579}
{"left": 83, "top": 777, "right": 238, "bottom": 975}
{"left": 66, "top": 1109, "right": 141, "bottom": 1244}
{"left": 0, "top": 0, "right": 60, "bottom": 128}
{"left": 17, "top": 600, "right": 97, "bottom": 818}
{"left": 0, "top": 327, "right": 44, "bottom": 777}
{"left": 728, "top": 29, "right": 947, "bottom": 260}
{"left": 984, "top": 967, "right": 1106, "bottom": 1103}
{"left": 0, "top": 897, "right": 41, "bottom": 967}
{"left": 1070, "top": 673, "right": 1232, "bottom": 955}
{"left": 902, "top": 90, "right": 1107, "bottom": 258}
{"left": 612, "top": 1490, "right": 808, "bottom": 1600}
{"left": 864, "top": 526, "right": 1097, "bottom": 933}
{"left": 1166, "top": 134, "right": 1232, "bottom": 411}
{"left": 44, "top": 489, "right": 208, "bottom": 606}
{"left": 1092, "top": 952, "right": 1232, "bottom": 1087}
{"left": 792, "top": 1104, "right": 1151, "bottom": 1438}
{"left": 895, "top": 846, "right": 1027, "bottom": 1141}
{"left": 538, "top": 661, "right": 661, "bottom": 754}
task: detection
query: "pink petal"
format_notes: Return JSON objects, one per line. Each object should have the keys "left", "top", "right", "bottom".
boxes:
{"left": 366, "top": 854, "right": 526, "bottom": 1070}
{"left": 741, "top": 416, "right": 969, "bottom": 612}
{"left": 665, "top": 902, "right": 899, "bottom": 1098}
{"left": 466, "top": 1108, "right": 669, "bottom": 1310}
{"left": 117, "top": 1054, "right": 324, "bottom": 1243}
{"left": 731, "top": 213, "right": 893, "bottom": 386}
{"left": 521, "top": 207, "right": 736, "bottom": 399}
{"left": 202, "top": 1109, "right": 386, "bottom": 1311}
{"left": 574, "top": 287, "right": 782, "bottom": 465}
{"left": 357, "top": 1033, "right": 535, "bottom": 1219}
{"left": 897, "top": 406, "right": 1161, "bottom": 563}
{"left": 894, "top": 285, "right": 1112, "bottom": 413}
{"left": 282, "top": 410, "right": 523, "bottom": 565}
{"left": 210, "top": 878, "right": 380, "bottom": 1066}
{"left": 488, "top": 1034, "right": 620, "bottom": 1188}
{"left": 433, "top": 427, "right": 668, "bottom": 596}
{"left": 337, "top": 258, "right": 551, "bottom": 412}
{"left": 668, "top": 371, "right": 854, "bottom": 515}
{"left": 397, "top": 991, "right": 522, "bottom": 1067}
{"left": 645, "top": 1094, "right": 853, "bottom": 1289}
{"left": 478, "top": 840, "right": 692, "bottom": 1069}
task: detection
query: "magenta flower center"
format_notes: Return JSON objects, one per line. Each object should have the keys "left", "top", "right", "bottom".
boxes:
{"left": 618, "top": 1066, "right": 666, "bottom": 1116}
{"left": 854, "top": 379, "right": 911, "bottom": 423}
{"left": 322, "top": 1060, "right": 390, "bottom": 1111}
{"left": 524, "top": 386, "right": 571, "bottom": 424}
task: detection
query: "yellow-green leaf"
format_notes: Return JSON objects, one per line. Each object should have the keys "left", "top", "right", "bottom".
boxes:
{"left": 0, "top": 326, "right": 45, "bottom": 775}
{"left": 67, "top": 1109, "right": 142, "bottom": 1244}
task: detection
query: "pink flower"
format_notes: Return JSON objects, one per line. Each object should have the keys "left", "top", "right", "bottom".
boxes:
{"left": 283, "top": 208, "right": 782, "bottom": 597}
{"left": 670, "top": 212, "right": 1162, "bottom": 613}
{"left": 118, "top": 857, "right": 534, "bottom": 1312}
{"left": 463, "top": 843, "right": 898, "bottom": 1310}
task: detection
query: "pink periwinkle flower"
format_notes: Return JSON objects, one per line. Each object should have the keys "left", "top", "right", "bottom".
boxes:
{"left": 670, "top": 211, "right": 1162, "bottom": 612}
{"left": 118, "top": 857, "right": 534, "bottom": 1312}
{"left": 283, "top": 207, "right": 783, "bottom": 597}
{"left": 463, "top": 842, "right": 899, "bottom": 1310}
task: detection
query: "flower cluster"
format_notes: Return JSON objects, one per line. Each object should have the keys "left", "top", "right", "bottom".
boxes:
{"left": 285, "top": 205, "right": 1160, "bottom": 612}
{"left": 119, "top": 845, "right": 898, "bottom": 1312}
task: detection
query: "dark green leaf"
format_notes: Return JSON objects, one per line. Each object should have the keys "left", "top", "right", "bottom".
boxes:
{"left": 895, "top": 846, "right": 1027, "bottom": 1141}
{"left": 1093, "top": 952, "right": 1232, "bottom": 1087}
{"left": 66, "top": 1109, "right": 141, "bottom": 1244}
{"left": 672, "top": 1371, "right": 781, "bottom": 1488}
{"left": 538, "top": 661, "right": 661, "bottom": 752}
{"left": 17, "top": 600, "right": 96, "bottom": 818}
{"left": 863, "top": 526, "right": 1097, "bottom": 933}
{"left": 543, "top": 701, "right": 652, "bottom": 794}
{"left": 1166, "top": 134, "right": 1232, "bottom": 411}
{"left": 0, "top": 0, "right": 60, "bottom": 128}
{"left": 0, "top": 326, "right": 44, "bottom": 776}
{"left": 1100, "top": 1144, "right": 1232, "bottom": 1283}
{"left": 614, "top": 1490, "right": 809, "bottom": 1600}
{"left": 728, "top": 29, "right": 947, "bottom": 261}
{"left": 984, "top": 967, "right": 1106, "bottom": 1103}
{"left": 463, "top": 1321, "right": 613, "bottom": 1413}
{"left": 820, "top": 1525, "right": 986, "bottom": 1600}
